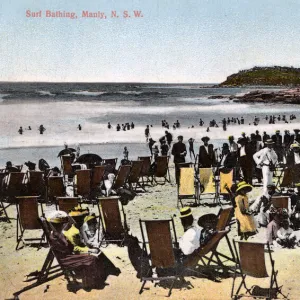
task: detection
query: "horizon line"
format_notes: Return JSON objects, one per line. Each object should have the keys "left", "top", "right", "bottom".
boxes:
{"left": 0, "top": 80, "right": 218, "bottom": 85}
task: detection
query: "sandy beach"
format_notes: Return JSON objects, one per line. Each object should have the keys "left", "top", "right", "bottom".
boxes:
{"left": 1, "top": 164, "right": 300, "bottom": 300}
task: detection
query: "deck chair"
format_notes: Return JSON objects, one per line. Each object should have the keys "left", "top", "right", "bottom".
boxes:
{"left": 15, "top": 196, "right": 44, "bottom": 250}
{"left": 13, "top": 217, "right": 65, "bottom": 299}
{"left": 57, "top": 197, "right": 80, "bottom": 213}
{"left": 271, "top": 196, "right": 291, "bottom": 216}
{"left": 204, "top": 207, "right": 236, "bottom": 265}
{"left": 139, "top": 218, "right": 182, "bottom": 297}
{"left": 152, "top": 156, "right": 171, "bottom": 185}
{"left": 183, "top": 230, "right": 230, "bottom": 277}
{"left": 60, "top": 155, "right": 75, "bottom": 182}
{"left": 102, "top": 158, "right": 118, "bottom": 169}
{"left": 110, "top": 165, "right": 131, "bottom": 194}
{"left": 91, "top": 165, "right": 105, "bottom": 189}
{"left": 97, "top": 196, "right": 128, "bottom": 246}
{"left": 138, "top": 156, "right": 152, "bottom": 187}
{"left": 231, "top": 241, "right": 287, "bottom": 300}
{"left": 47, "top": 176, "right": 65, "bottom": 205}
{"left": 0, "top": 172, "right": 11, "bottom": 222}
{"left": 3, "top": 172, "right": 27, "bottom": 200}
{"left": 199, "top": 168, "right": 217, "bottom": 203}
{"left": 27, "top": 171, "right": 45, "bottom": 198}
{"left": 74, "top": 169, "right": 91, "bottom": 202}
{"left": 177, "top": 166, "right": 198, "bottom": 208}
{"left": 128, "top": 160, "right": 144, "bottom": 191}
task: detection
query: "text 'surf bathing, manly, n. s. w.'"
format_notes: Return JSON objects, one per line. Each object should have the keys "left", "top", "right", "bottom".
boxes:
{"left": 25, "top": 10, "right": 144, "bottom": 19}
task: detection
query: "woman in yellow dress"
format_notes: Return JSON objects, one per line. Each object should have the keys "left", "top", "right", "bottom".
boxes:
{"left": 235, "top": 182, "right": 257, "bottom": 240}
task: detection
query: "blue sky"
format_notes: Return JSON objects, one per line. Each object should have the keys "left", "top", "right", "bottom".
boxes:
{"left": 0, "top": 0, "right": 300, "bottom": 83}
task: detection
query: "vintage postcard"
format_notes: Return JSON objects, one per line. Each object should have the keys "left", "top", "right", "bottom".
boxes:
{"left": 0, "top": 1, "right": 299, "bottom": 299}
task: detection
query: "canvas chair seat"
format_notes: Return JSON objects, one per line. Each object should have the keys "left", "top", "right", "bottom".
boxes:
{"left": 177, "top": 166, "right": 198, "bottom": 207}
{"left": 231, "top": 241, "right": 287, "bottom": 300}
{"left": 27, "top": 171, "right": 46, "bottom": 198}
{"left": 138, "top": 156, "right": 152, "bottom": 188}
{"left": 152, "top": 156, "right": 171, "bottom": 185}
{"left": 97, "top": 196, "right": 128, "bottom": 246}
{"left": 0, "top": 172, "right": 11, "bottom": 222}
{"left": 57, "top": 197, "right": 80, "bottom": 213}
{"left": 15, "top": 196, "right": 45, "bottom": 250}
{"left": 127, "top": 160, "right": 144, "bottom": 192}
{"left": 109, "top": 165, "right": 131, "bottom": 194}
{"left": 73, "top": 169, "right": 92, "bottom": 201}
{"left": 139, "top": 218, "right": 182, "bottom": 297}
{"left": 47, "top": 176, "right": 65, "bottom": 205}
{"left": 61, "top": 155, "right": 75, "bottom": 181}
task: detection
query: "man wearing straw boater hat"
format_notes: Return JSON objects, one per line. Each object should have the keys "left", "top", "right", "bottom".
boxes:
{"left": 253, "top": 139, "right": 278, "bottom": 196}
{"left": 178, "top": 207, "right": 202, "bottom": 256}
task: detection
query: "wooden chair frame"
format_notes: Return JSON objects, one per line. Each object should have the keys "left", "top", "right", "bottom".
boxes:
{"left": 15, "top": 196, "right": 45, "bottom": 250}
{"left": 46, "top": 176, "right": 66, "bottom": 205}
{"left": 128, "top": 160, "right": 144, "bottom": 192}
{"left": 231, "top": 240, "right": 287, "bottom": 300}
{"left": 139, "top": 218, "right": 182, "bottom": 297}
{"left": 73, "top": 169, "right": 92, "bottom": 202}
{"left": 152, "top": 155, "right": 171, "bottom": 185}
{"left": 13, "top": 217, "right": 66, "bottom": 299}
{"left": 138, "top": 156, "right": 153, "bottom": 188}
{"left": 97, "top": 196, "right": 128, "bottom": 246}
{"left": 0, "top": 172, "right": 11, "bottom": 222}
{"left": 110, "top": 165, "right": 131, "bottom": 193}
{"left": 60, "top": 155, "right": 75, "bottom": 182}
{"left": 177, "top": 164, "right": 198, "bottom": 208}
{"left": 27, "top": 171, "right": 45, "bottom": 199}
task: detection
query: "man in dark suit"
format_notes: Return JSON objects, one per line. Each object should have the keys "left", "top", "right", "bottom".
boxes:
{"left": 237, "top": 137, "right": 253, "bottom": 184}
{"left": 271, "top": 130, "right": 283, "bottom": 162}
{"left": 171, "top": 135, "right": 187, "bottom": 184}
{"left": 219, "top": 143, "right": 237, "bottom": 171}
{"left": 198, "top": 136, "right": 215, "bottom": 168}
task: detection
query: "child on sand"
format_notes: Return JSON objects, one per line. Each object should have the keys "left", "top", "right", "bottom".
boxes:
{"left": 276, "top": 219, "right": 297, "bottom": 248}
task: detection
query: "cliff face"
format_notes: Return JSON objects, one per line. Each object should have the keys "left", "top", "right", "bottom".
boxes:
{"left": 220, "top": 66, "right": 300, "bottom": 86}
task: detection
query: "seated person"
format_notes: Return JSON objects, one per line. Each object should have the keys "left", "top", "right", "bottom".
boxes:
{"left": 250, "top": 184, "right": 277, "bottom": 227}
{"left": 197, "top": 213, "right": 218, "bottom": 246}
{"left": 64, "top": 206, "right": 98, "bottom": 254}
{"left": 178, "top": 207, "right": 202, "bottom": 256}
{"left": 46, "top": 210, "right": 104, "bottom": 289}
{"left": 276, "top": 219, "right": 297, "bottom": 248}
{"left": 104, "top": 173, "right": 115, "bottom": 196}
{"left": 80, "top": 213, "right": 100, "bottom": 248}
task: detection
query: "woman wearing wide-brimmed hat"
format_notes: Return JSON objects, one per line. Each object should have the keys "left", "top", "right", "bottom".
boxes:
{"left": 234, "top": 182, "right": 256, "bottom": 240}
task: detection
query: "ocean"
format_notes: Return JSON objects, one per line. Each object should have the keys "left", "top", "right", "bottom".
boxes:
{"left": 0, "top": 82, "right": 298, "bottom": 168}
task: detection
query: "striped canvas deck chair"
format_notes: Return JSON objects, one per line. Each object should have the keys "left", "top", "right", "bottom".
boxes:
{"left": 177, "top": 166, "right": 198, "bottom": 208}
{"left": 139, "top": 218, "right": 182, "bottom": 297}
{"left": 138, "top": 156, "right": 152, "bottom": 187}
{"left": 47, "top": 176, "right": 65, "bottom": 205}
{"left": 15, "top": 196, "right": 44, "bottom": 250}
{"left": 97, "top": 196, "right": 128, "bottom": 246}
{"left": 128, "top": 160, "right": 144, "bottom": 191}
{"left": 74, "top": 169, "right": 92, "bottom": 202}
{"left": 271, "top": 196, "right": 291, "bottom": 215}
{"left": 231, "top": 241, "right": 287, "bottom": 300}
{"left": 27, "top": 171, "right": 45, "bottom": 198}
{"left": 152, "top": 156, "right": 171, "bottom": 185}
{"left": 57, "top": 197, "right": 80, "bottom": 213}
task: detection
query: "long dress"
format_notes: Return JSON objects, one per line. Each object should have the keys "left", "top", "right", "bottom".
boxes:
{"left": 49, "top": 231, "right": 119, "bottom": 288}
{"left": 235, "top": 195, "right": 256, "bottom": 234}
